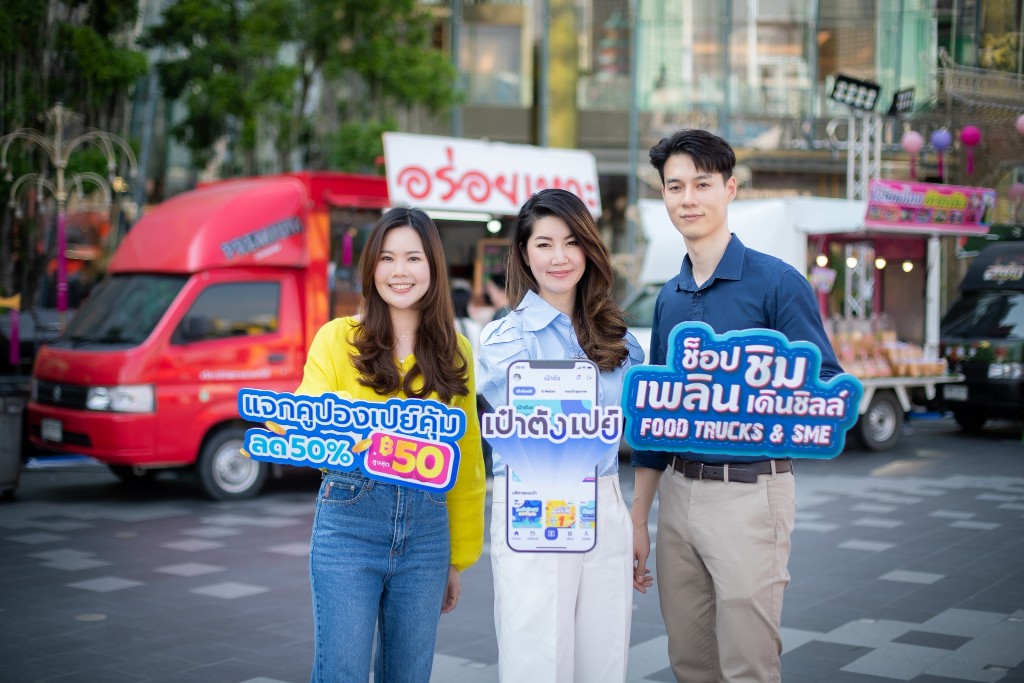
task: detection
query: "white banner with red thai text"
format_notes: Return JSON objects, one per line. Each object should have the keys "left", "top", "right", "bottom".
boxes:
{"left": 383, "top": 132, "right": 602, "bottom": 217}
{"left": 864, "top": 179, "right": 996, "bottom": 235}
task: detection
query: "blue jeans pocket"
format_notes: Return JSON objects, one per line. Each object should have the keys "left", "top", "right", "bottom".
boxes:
{"left": 424, "top": 491, "right": 447, "bottom": 508}
{"left": 320, "top": 475, "right": 368, "bottom": 505}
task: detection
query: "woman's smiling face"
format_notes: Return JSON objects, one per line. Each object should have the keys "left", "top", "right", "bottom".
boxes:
{"left": 374, "top": 226, "right": 431, "bottom": 311}
{"left": 523, "top": 215, "right": 586, "bottom": 313}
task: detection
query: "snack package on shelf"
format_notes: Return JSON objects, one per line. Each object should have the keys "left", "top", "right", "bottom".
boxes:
{"left": 825, "top": 315, "right": 949, "bottom": 379}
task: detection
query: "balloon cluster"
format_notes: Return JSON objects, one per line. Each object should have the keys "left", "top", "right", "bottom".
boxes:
{"left": 899, "top": 114, "right": 1024, "bottom": 180}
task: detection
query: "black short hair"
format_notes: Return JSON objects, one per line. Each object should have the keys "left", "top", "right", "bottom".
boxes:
{"left": 649, "top": 129, "right": 736, "bottom": 185}
{"left": 451, "top": 287, "right": 471, "bottom": 319}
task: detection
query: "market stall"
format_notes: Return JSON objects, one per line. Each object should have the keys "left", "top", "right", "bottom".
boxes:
{"left": 793, "top": 180, "right": 996, "bottom": 449}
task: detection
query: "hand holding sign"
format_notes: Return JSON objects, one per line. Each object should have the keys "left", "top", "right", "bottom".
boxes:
{"left": 622, "top": 322, "right": 862, "bottom": 459}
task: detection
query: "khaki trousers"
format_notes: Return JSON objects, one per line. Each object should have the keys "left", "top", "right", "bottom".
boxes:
{"left": 656, "top": 464, "right": 795, "bottom": 683}
{"left": 491, "top": 474, "right": 634, "bottom": 683}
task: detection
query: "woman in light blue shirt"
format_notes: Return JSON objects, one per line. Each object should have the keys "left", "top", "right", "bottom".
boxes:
{"left": 478, "top": 189, "right": 646, "bottom": 682}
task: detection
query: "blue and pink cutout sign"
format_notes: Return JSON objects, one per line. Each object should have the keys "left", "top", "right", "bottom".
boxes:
{"left": 622, "top": 322, "right": 863, "bottom": 459}
{"left": 237, "top": 390, "right": 467, "bottom": 493}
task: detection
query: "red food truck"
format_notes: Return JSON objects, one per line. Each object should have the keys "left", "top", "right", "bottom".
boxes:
{"left": 27, "top": 172, "right": 389, "bottom": 499}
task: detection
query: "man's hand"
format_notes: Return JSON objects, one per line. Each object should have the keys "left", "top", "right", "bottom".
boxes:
{"left": 633, "top": 523, "right": 654, "bottom": 593}
{"left": 441, "top": 565, "right": 461, "bottom": 614}
{"left": 629, "top": 466, "right": 662, "bottom": 594}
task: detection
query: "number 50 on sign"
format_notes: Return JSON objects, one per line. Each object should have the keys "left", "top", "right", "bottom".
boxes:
{"left": 361, "top": 431, "right": 458, "bottom": 491}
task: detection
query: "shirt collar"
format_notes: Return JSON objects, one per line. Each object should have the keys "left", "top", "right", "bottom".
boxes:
{"left": 516, "top": 289, "right": 569, "bottom": 332}
{"left": 678, "top": 234, "right": 747, "bottom": 290}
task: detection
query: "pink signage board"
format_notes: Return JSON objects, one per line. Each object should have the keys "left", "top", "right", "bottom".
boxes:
{"left": 864, "top": 179, "right": 996, "bottom": 235}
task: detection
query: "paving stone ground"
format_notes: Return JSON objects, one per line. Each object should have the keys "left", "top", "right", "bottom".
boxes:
{"left": 2, "top": 416, "right": 1023, "bottom": 682}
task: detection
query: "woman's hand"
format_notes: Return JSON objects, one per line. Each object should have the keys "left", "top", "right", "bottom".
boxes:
{"left": 441, "top": 564, "right": 461, "bottom": 614}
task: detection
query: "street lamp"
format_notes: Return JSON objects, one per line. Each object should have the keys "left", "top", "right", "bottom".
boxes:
{"left": 0, "top": 103, "right": 136, "bottom": 330}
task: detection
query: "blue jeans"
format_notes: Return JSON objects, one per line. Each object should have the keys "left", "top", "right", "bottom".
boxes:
{"left": 310, "top": 471, "right": 451, "bottom": 683}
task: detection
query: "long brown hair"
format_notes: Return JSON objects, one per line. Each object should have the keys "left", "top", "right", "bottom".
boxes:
{"left": 506, "top": 189, "right": 629, "bottom": 372}
{"left": 351, "top": 207, "right": 469, "bottom": 402}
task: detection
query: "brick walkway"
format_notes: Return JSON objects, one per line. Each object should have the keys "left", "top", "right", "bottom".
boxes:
{"left": 2, "top": 416, "right": 1023, "bottom": 682}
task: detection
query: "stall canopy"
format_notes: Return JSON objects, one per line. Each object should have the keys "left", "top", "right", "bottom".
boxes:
{"left": 638, "top": 181, "right": 996, "bottom": 357}
{"left": 792, "top": 180, "right": 997, "bottom": 356}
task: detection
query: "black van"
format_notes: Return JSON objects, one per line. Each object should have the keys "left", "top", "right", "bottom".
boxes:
{"left": 939, "top": 242, "right": 1024, "bottom": 431}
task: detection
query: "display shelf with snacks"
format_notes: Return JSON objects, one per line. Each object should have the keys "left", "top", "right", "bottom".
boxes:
{"left": 826, "top": 315, "right": 963, "bottom": 452}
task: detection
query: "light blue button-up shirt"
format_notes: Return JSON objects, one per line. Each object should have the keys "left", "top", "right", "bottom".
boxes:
{"left": 477, "top": 289, "right": 645, "bottom": 477}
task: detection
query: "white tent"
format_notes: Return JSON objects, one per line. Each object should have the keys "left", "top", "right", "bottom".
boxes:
{"left": 636, "top": 196, "right": 866, "bottom": 286}
{"left": 636, "top": 195, "right": 947, "bottom": 355}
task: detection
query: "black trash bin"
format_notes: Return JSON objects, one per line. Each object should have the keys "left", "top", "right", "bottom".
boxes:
{"left": 0, "top": 378, "right": 29, "bottom": 498}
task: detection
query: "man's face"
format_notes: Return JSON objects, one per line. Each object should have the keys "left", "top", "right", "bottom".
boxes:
{"left": 660, "top": 153, "right": 736, "bottom": 245}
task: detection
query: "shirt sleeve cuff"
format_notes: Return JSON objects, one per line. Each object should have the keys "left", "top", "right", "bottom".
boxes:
{"left": 630, "top": 449, "right": 670, "bottom": 471}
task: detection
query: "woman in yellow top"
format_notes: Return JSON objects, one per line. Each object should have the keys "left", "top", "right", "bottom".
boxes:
{"left": 296, "top": 207, "right": 485, "bottom": 683}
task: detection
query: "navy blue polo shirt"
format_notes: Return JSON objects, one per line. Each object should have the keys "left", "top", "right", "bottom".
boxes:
{"left": 631, "top": 235, "right": 843, "bottom": 470}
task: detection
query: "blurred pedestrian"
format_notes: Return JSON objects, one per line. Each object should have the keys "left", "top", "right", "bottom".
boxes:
{"left": 296, "top": 207, "right": 486, "bottom": 683}
{"left": 451, "top": 279, "right": 482, "bottom": 359}
{"left": 478, "top": 189, "right": 646, "bottom": 682}
{"left": 474, "top": 273, "right": 510, "bottom": 324}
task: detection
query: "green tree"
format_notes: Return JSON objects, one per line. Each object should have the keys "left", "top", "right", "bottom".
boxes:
{"left": 0, "top": 0, "right": 146, "bottom": 303}
{"left": 0, "top": 0, "right": 147, "bottom": 134}
{"left": 144, "top": 0, "right": 460, "bottom": 174}
{"left": 298, "top": 0, "right": 460, "bottom": 172}
{"left": 143, "top": 0, "right": 299, "bottom": 173}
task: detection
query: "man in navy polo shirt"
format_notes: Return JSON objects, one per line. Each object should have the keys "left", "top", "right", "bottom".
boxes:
{"left": 630, "top": 129, "right": 842, "bottom": 683}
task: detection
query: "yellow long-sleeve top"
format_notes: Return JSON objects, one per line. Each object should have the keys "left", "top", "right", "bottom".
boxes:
{"left": 296, "top": 316, "right": 486, "bottom": 572}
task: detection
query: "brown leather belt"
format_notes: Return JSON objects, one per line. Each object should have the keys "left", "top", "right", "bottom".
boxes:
{"left": 672, "top": 457, "right": 793, "bottom": 484}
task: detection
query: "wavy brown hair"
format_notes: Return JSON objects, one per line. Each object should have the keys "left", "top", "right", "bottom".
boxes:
{"left": 506, "top": 189, "right": 629, "bottom": 372}
{"left": 351, "top": 207, "right": 469, "bottom": 402}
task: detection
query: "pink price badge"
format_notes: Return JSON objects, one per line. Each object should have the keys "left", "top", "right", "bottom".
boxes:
{"left": 362, "top": 431, "right": 456, "bottom": 489}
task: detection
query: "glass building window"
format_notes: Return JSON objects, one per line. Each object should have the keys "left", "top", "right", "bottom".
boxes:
{"left": 460, "top": 23, "right": 526, "bottom": 106}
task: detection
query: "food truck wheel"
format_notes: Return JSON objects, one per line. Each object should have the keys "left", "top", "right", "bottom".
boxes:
{"left": 953, "top": 411, "right": 988, "bottom": 434}
{"left": 108, "top": 465, "right": 159, "bottom": 485}
{"left": 197, "top": 426, "right": 268, "bottom": 501}
{"left": 858, "top": 391, "right": 902, "bottom": 451}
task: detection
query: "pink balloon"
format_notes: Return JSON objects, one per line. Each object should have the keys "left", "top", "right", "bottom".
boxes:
{"left": 960, "top": 125, "right": 981, "bottom": 147}
{"left": 1017, "top": 114, "right": 1024, "bottom": 136}
{"left": 900, "top": 130, "right": 924, "bottom": 154}
{"left": 1010, "top": 183, "right": 1024, "bottom": 200}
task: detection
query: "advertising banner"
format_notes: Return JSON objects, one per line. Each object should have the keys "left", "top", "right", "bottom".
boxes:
{"left": 622, "top": 323, "right": 863, "bottom": 460}
{"left": 237, "top": 390, "right": 467, "bottom": 493}
{"left": 383, "top": 132, "right": 601, "bottom": 217}
{"left": 865, "top": 179, "right": 996, "bottom": 235}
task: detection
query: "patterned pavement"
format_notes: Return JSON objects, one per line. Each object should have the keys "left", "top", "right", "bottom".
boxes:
{"left": 1, "top": 415, "right": 1023, "bottom": 682}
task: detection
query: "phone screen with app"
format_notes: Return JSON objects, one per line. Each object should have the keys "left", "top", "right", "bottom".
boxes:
{"left": 505, "top": 359, "right": 599, "bottom": 553}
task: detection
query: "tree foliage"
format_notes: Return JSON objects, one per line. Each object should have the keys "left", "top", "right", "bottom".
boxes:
{"left": 0, "top": 0, "right": 147, "bottom": 303}
{"left": 0, "top": 0, "right": 147, "bottom": 134}
{"left": 144, "top": 0, "right": 459, "bottom": 174}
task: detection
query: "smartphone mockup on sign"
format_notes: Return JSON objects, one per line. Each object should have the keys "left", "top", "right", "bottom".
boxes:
{"left": 506, "top": 359, "right": 599, "bottom": 553}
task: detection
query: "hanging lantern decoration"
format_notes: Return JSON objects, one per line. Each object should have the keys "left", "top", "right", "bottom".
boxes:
{"left": 960, "top": 125, "right": 981, "bottom": 175}
{"left": 900, "top": 131, "right": 925, "bottom": 180}
{"left": 930, "top": 129, "right": 953, "bottom": 178}
{"left": 1016, "top": 113, "right": 1024, "bottom": 136}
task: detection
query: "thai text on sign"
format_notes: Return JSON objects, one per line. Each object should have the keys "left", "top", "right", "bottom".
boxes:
{"left": 383, "top": 132, "right": 601, "bottom": 216}
{"left": 622, "top": 323, "right": 863, "bottom": 460}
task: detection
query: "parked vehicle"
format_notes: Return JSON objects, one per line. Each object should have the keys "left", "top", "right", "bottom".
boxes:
{"left": 939, "top": 241, "right": 1024, "bottom": 432}
{"left": 627, "top": 196, "right": 963, "bottom": 451}
{"left": 27, "top": 173, "right": 389, "bottom": 499}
